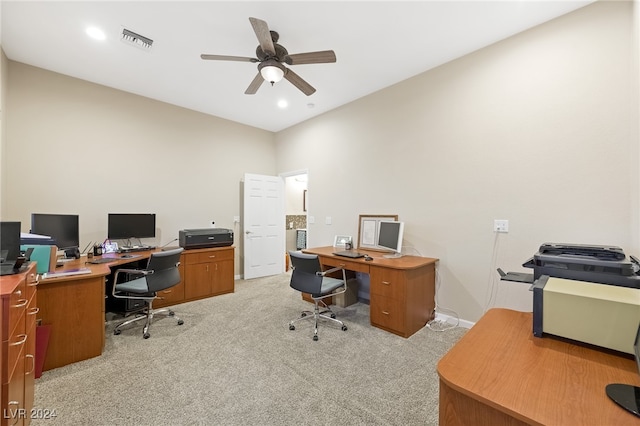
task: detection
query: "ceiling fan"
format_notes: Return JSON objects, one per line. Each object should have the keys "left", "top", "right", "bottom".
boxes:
{"left": 201, "top": 17, "right": 336, "bottom": 96}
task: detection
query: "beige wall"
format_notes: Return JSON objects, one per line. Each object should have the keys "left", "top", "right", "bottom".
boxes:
{"left": 4, "top": 62, "right": 276, "bottom": 275}
{"left": 1, "top": 1, "right": 637, "bottom": 324}
{"left": 1, "top": 49, "right": 8, "bottom": 218}
{"left": 276, "top": 1, "right": 638, "bottom": 323}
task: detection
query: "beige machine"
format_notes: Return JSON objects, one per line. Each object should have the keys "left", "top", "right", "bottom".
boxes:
{"left": 533, "top": 276, "right": 640, "bottom": 354}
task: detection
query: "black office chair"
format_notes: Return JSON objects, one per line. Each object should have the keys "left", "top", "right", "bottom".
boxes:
{"left": 288, "top": 251, "right": 348, "bottom": 341}
{"left": 112, "top": 248, "right": 184, "bottom": 339}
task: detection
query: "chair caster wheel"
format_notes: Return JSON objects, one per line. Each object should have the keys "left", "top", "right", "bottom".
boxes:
{"left": 289, "top": 324, "right": 295, "bottom": 331}
{"left": 330, "top": 314, "right": 336, "bottom": 319}
{"left": 168, "top": 311, "right": 175, "bottom": 317}
{"left": 301, "top": 313, "right": 307, "bottom": 317}
{"left": 313, "top": 335, "right": 318, "bottom": 341}
{"left": 342, "top": 325, "right": 348, "bottom": 331}
{"left": 114, "top": 329, "right": 121, "bottom": 335}
{"left": 177, "top": 319, "right": 184, "bottom": 325}
{"left": 143, "top": 332, "right": 150, "bottom": 339}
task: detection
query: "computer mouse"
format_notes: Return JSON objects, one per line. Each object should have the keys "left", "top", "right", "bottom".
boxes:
{"left": 364, "top": 255, "right": 373, "bottom": 261}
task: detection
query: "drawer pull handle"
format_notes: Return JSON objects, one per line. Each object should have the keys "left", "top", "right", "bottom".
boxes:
{"left": 28, "top": 307, "right": 40, "bottom": 316}
{"left": 14, "top": 299, "right": 28, "bottom": 308}
{"left": 26, "top": 354, "right": 35, "bottom": 374}
{"left": 14, "top": 289, "right": 22, "bottom": 297}
{"left": 9, "top": 334, "right": 27, "bottom": 347}
{"left": 8, "top": 401, "right": 20, "bottom": 426}
{"left": 382, "top": 311, "right": 390, "bottom": 315}
{"left": 382, "top": 281, "right": 391, "bottom": 285}
{"left": 209, "top": 255, "right": 216, "bottom": 258}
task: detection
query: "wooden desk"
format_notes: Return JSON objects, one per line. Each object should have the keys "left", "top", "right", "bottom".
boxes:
{"left": 437, "top": 308, "right": 640, "bottom": 425}
{"left": 303, "top": 246, "right": 438, "bottom": 338}
{"left": 37, "top": 246, "right": 234, "bottom": 371}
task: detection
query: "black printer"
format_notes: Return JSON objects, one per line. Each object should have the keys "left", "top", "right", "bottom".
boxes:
{"left": 523, "top": 242, "right": 640, "bottom": 289}
{"left": 179, "top": 228, "right": 234, "bottom": 249}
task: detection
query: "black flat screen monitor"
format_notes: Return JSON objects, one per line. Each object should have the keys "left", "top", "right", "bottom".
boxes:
{"left": 0, "top": 221, "right": 21, "bottom": 262}
{"left": 108, "top": 213, "right": 156, "bottom": 240}
{"left": 30, "top": 214, "right": 79, "bottom": 250}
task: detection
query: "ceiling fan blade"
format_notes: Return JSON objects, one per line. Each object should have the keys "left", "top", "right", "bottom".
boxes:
{"left": 284, "top": 68, "right": 316, "bottom": 96}
{"left": 287, "top": 50, "right": 337, "bottom": 65}
{"left": 201, "top": 54, "right": 258, "bottom": 63}
{"left": 249, "top": 17, "right": 276, "bottom": 57}
{"left": 245, "top": 72, "right": 264, "bottom": 95}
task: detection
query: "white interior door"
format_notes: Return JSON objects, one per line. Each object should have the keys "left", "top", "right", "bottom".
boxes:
{"left": 243, "top": 173, "right": 285, "bottom": 279}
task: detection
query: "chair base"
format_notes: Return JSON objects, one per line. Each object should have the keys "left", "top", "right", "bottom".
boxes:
{"left": 114, "top": 307, "right": 183, "bottom": 339}
{"left": 289, "top": 300, "right": 347, "bottom": 341}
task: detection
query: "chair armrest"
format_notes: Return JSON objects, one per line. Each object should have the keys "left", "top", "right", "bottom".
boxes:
{"left": 114, "top": 268, "right": 148, "bottom": 284}
{"left": 318, "top": 266, "right": 344, "bottom": 276}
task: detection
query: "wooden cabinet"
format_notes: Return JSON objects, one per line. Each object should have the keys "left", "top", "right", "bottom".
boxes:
{"left": 183, "top": 247, "right": 234, "bottom": 301}
{"left": 1, "top": 263, "right": 37, "bottom": 426}
{"left": 369, "top": 263, "right": 436, "bottom": 338}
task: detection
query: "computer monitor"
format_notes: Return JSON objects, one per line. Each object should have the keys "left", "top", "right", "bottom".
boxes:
{"left": 377, "top": 220, "right": 404, "bottom": 258}
{"left": 0, "top": 221, "right": 21, "bottom": 262}
{"left": 30, "top": 214, "right": 79, "bottom": 250}
{"left": 107, "top": 213, "right": 156, "bottom": 240}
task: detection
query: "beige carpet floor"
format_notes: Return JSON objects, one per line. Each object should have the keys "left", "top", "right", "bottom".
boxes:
{"left": 32, "top": 272, "right": 466, "bottom": 425}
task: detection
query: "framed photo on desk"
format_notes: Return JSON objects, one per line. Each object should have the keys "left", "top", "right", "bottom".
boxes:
{"left": 357, "top": 214, "right": 398, "bottom": 250}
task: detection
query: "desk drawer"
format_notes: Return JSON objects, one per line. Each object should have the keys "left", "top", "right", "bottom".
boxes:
{"left": 320, "top": 256, "right": 370, "bottom": 274}
{"left": 370, "top": 267, "right": 406, "bottom": 300}
{"left": 9, "top": 278, "right": 28, "bottom": 338}
{"left": 24, "top": 265, "right": 38, "bottom": 301}
{"left": 370, "top": 296, "right": 405, "bottom": 335}
{"left": 183, "top": 248, "right": 234, "bottom": 265}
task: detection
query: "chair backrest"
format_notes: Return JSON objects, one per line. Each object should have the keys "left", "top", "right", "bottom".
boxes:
{"left": 145, "top": 248, "right": 184, "bottom": 292}
{"left": 288, "top": 251, "right": 323, "bottom": 295}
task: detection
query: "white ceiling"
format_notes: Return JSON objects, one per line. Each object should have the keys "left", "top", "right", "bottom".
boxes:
{"left": 1, "top": 1, "right": 594, "bottom": 132}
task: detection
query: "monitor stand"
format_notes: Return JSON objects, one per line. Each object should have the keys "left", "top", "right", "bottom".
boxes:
{"left": 605, "top": 383, "right": 640, "bottom": 418}
{"left": 383, "top": 252, "right": 404, "bottom": 259}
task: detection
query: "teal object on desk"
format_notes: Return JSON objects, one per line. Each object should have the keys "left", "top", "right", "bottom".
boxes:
{"left": 20, "top": 244, "right": 55, "bottom": 274}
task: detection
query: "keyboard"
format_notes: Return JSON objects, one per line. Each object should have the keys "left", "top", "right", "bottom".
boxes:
{"left": 119, "top": 246, "right": 156, "bottom": 253}
{"left": 88, "top": 258, "right": 117, "bottom": 264}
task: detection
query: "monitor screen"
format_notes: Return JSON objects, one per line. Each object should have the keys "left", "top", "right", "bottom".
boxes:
{"left": 107, "top": 213, "right": 156, "bottom": 240}
{"left": 30, "top": 214, "right": 79, "bottom": 250}
{"left": 0, "top": 222, "right": 21, "bottom": 262}
{"left": 377, "top": 220, "right": 404, "bottom": 258}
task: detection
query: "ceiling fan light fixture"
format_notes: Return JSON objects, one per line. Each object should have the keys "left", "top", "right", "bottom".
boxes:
{"left": 259, "top": 60, "right": 285, "bottom": 84}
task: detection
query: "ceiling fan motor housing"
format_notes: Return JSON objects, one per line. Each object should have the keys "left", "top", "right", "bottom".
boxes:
{"left": 256, "top": 43, "right": 289, "bottom": 63}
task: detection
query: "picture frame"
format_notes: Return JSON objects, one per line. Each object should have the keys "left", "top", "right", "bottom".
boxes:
{"left": 357, "top": 214, "right": 399, "bottom": 250}
{"left": 333, "top": 235, "right": 352, "bottom": 248}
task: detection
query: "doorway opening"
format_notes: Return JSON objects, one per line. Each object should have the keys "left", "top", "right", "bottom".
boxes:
{"left": 282, "top": 171, "right": 308, "bottom": 270}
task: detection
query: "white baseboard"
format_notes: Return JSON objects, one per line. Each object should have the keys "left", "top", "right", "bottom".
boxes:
{"left": 434, "top": 312, "right": 475, "bottom": 329}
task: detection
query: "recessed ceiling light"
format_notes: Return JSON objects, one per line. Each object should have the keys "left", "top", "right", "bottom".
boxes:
{"left": 277, "top": 99, "right": 288, "bottom": 109}
{"left": 86, "top": 26, "right": 106, "bottom": 41}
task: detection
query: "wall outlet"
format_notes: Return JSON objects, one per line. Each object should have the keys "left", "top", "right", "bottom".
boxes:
{"left": 325, "top": 216, "right": 332, "bottom": 225}
{"left": 494, "top": 219, "right": 509, "bottom": 233}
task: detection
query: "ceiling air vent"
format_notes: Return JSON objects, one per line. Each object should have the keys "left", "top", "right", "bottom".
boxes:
{"left": 121, "top": 28, "right": 153, "bottom": 50}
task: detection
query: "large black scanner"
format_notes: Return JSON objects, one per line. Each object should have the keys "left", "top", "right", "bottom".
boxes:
{"left": 523, "top": 242, "right": 640, "bottom": 289}
{"left": 179, "top": 228, "right": 234, "bottom": 249}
